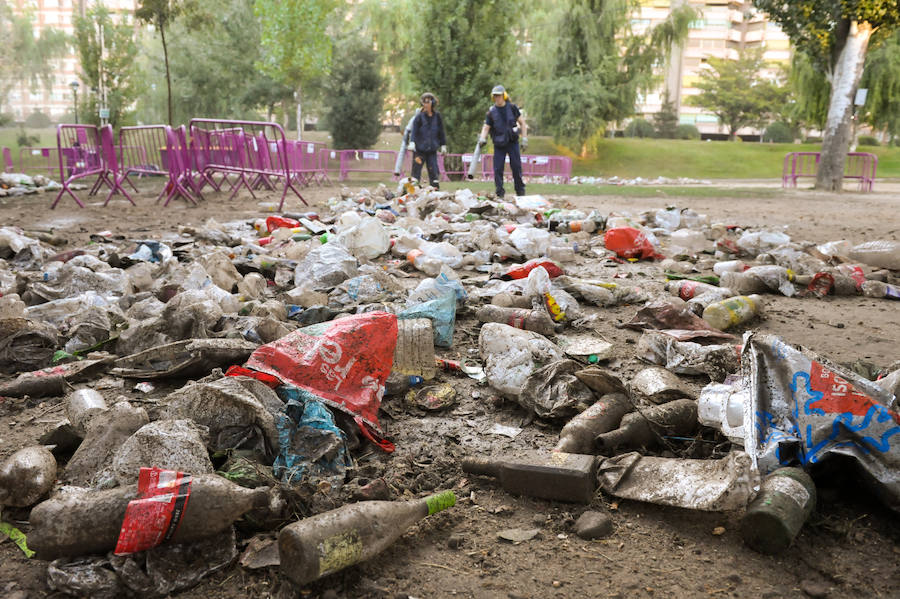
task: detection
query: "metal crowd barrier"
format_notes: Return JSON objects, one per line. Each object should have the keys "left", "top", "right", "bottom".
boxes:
{"left": 52, "top": 124, "right": 107, "bottom": 208}
{"left": 782, "top": 151, "right": 877, "bottom": 192}
{"left": 188, "top": 118, "right": 306, "bottom": 209}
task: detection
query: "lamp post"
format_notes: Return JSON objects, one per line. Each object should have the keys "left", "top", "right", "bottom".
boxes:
{"left": 69, "top": 81, "right": 79, "bottom": 123}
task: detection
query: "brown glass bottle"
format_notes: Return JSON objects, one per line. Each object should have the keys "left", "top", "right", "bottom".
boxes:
{"left": 0, "top": 446, "right": 57, "bottom": 507}
{"left": 553, "top": 393, "right": 631, "bottom": 454}
{"left": 28, "top": 474, "right": 269, "bottom": 560}
{"left": 462, "top": 451, "right": 597, "bottom": 503}
{"left": 476, "top": 304, "right": 558, "bottom": 336}
{"left": 279, "top": 491, "right": 456, "bottom": 586}
{"left": 594, "top": 398, "right": 697, "bottom": 452}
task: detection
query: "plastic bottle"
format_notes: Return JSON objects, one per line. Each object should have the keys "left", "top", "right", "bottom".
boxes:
{"left": 407, "top": 249, "right": 443, "bottom": 277}
{"left": 0, "top": 446, "right": 57, "bottom": 507}
{"left": 594, "top": 399, "right": 698, "bottom": 453}
{"left": 697, "top": 383, "right": 748, "bottom": 444}
{"left": 476, "top": 304, "right": 558, "bottom": 336}
{"left": 719, "top": 271, "right": 769, "bottom": 295}
{"left": 861, "top": 280, "right": 900, "bottom": 300}
{"left": 556, "top": 220, "right": 596, "bottom": 234}
{"left": 669, "top": 228, "right": 707, "bottom": 255}
{"left": 279, "top": 491, "right": 456, "bottom": 586}
{"left": 66, "top": 389, "right": 108, "bottom": 435}
{"left": 848, "top": 240, "right": 900, "bottom": 270}
{"left": 666, "top": 280, "right": 722, "bottom": 300}
{"left": 702, "top": 294, "right": 763, "bottom": 330}
{"left": 27, "top": 473, "right": 270, "bottom": 560}
{"left": 740, "top": 467, "right": 816, "bottom": 554}
{"left": 491, "top": 292, "right": 533, "bottom": 309}
{"left": 713, "top": 260, "right": 747, "bottom": 276}
{"left": 462, "top": 451, "right": 597, "bottom": 503}
{"left": 546, "top": 245, "right": 576, "bottom": 263}
{"left": 553, "top": 393, "right": 631, "bottom": 454}
{"left": 684, "top": 287, "right": 734, "bottom": 315}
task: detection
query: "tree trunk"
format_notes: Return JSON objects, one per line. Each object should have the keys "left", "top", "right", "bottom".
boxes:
{"left": 295, "top": 84, "right": 302, "bottom": 141}
{"left": 160, "top": 23, "right": 172, "bottom": 126}
{"left": 815, "top": 21, "right": 872, "bottom": 192}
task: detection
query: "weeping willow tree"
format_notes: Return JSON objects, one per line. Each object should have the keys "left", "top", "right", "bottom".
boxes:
{"left": 788, "top": 52, "right": 830, "bottom": 133}
{"left": 860, "top": 31, "right": 900, "bottom": 144}
{"left": 524, "top": 0, "right": 696, "bottom": 156}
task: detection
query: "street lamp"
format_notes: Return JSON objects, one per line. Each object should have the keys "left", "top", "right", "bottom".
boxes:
{"left": 69, "top": 81, "right": 79, "bottom": 123}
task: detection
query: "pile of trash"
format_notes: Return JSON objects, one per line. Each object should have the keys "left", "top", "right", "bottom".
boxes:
{"left": 0, "top": 172, "right": 62, "bottom": 197}
{"left": 0, "top": 183, "right": 898, "bottom": 596}
{"left": 571, "top": 175, "right": 712, "bottom": 186}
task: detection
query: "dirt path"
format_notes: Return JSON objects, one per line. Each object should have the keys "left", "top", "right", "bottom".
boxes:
{"left": 1, "top": 181, "right": 898, "bottom": 599}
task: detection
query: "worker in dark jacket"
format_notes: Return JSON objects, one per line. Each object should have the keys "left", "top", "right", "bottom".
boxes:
{"left": 409, "top": 92, "right": 447, "bottom": 189}
{"left": 478, "top": 84, "right": 527, "bottom": 198}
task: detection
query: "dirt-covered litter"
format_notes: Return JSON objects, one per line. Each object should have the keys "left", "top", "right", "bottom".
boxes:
{"left": 0, "top": 180, "right": 898, "bottom": 599}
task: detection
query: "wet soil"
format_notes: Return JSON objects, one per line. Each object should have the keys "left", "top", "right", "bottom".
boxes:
{"left": 1, "top": 180, "right": 899, "bottom": 599}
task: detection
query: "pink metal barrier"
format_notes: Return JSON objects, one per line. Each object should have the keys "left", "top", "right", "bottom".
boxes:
{"left": 17, "top": 146, "right": 62, "bottom": 179}
{"left": 782, "top": 151, "right": 877, "bottom": 192}
{"left": 52, "top": 124, "right": 107, "bottom": 208}
{"left": 119, "top": 125, "right": 167, "bottom": 184}
{"left": 281, "top": 140, "right": 329, "bottom": 186}
{"left": 2, "top": 147, "right": 13, "bottom": 172}
{"left": 98, "top": 124, "right": 135, "bottom": 206}
{"left": 188, "top": 119, "right": 306, "bottom": 209}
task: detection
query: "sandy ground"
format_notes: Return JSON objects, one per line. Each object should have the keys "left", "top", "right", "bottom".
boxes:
{"left": 0, "top": 178, "right": 898, "bottom": 599}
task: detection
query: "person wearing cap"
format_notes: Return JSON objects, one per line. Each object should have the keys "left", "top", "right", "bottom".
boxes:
{"left": 408, "top": 92, "right": 447, "bottom": 189}
{"left": 478, "top": 85, "right": 527, "bottom": 198}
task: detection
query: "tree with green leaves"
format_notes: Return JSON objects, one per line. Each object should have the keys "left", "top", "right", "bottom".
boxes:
{"left": 754, "top": 0, "right": 900, "bottom": 190}
{"left": 653, "top": 91, "right": 679, "bottom": 139}
{"left": 0, "top": 2, "right": 68, "bottom": 117}
{"left": 688, "top": 49, "right": 783, "bottom": 140}
{"left": 351, "top": 0, "right": 416, "bottom": 128}
{"left": 73, "top": 4, "right": 140, "bottom": 128}
{"left": 408, "top": 0, "right": 518, "bottom": 153}
{"left": 787, "top": 52, "right": 829, "bottom": 133}
{"left": 255, "top": 0, "right": 337, "bottom": 139}
{"left": 135, "top": 0, "right": 284, "bottom": 125}
{"left": 135, "top": 0, "right": 207, "bottom": 125}
{"left": 325, "top": 36, "right": 384, "bottom": 149}
{"left": 524, "top": 0, "right": 695, "bottom": 155}
{"left": 859, "top": 31, "right": 900, "bottom": 144}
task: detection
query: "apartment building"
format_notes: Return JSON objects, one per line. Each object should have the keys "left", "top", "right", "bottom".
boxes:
{"left": 633, "top": 0, "right": 792, "bottom": 138}
{"left": 5, "top": 0, "right": 136, "bottom": 121}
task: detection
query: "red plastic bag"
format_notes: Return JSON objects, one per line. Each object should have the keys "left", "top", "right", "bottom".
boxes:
{"left": 604, "top": 227, "right": 660, "bottom": 260}
{"left": 501, "top": 258, "right": 564, "bottom": 280}
{"left": 232, "top": 312, "right": 398, "bottom": 451}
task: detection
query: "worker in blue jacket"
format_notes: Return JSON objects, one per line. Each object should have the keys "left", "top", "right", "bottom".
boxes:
{"left": 409, "top": 92, "right": 447, "bottom": 190}
{"left": 478, "top": 84, "right": 528, "bottom": 198}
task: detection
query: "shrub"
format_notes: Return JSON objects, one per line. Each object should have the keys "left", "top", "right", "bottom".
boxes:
{"left": 857, "top": 135, "right": 880, "bottom": 146}
{"left": 16, "top": 128, "right": 40, "bottom": 147}
{"left": 24, "top": 110, "right": 52, "bottom": 129}
{"left": 325, "top": 36, "right": 385, "bottom": 149}
{"left": 674, "top": 124, "right": 701, "bottom": 140}
{"left": 0, "top": 112, "right": 13, "bottom": 127}
{"left": 624, "top": 118, "right": 655, "bottom": 138}
{"left": 803, "top": 136, "right": 822, "bottom": 143}
{"left": 762, "top": 122, "right": 794, "bottom": 143}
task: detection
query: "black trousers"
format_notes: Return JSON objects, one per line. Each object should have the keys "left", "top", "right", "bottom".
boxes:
{"left": 411, "top": 151, "right": 440, "bottom": 188}
{"left": 492, "top": 142, "right": 525, "bottom": 198}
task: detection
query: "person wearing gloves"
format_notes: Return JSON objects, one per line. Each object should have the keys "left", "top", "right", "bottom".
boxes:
{"left": 409, "top": 92, "right": 447, "bottom": 190}
{"left": 478, "top": 84, "right": 527, "bottom": 199}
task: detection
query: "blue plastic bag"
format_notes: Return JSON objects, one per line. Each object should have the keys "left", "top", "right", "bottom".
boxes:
{"left": 399, "top": 293, "right": 456, "bottom": 348}
{"left": 273, "top": 385, "right": 354, "bottom": 485}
